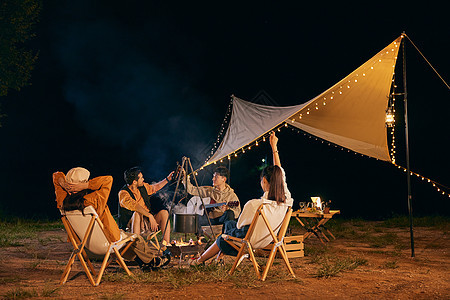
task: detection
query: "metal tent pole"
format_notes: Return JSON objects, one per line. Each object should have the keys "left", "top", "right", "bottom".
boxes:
{"left": 402, "top": 32, "right": 415, "bottom": 257}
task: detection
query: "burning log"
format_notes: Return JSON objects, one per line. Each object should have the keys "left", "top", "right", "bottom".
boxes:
{"left": 168, "top": 238, "right": 206, "bottom": 259}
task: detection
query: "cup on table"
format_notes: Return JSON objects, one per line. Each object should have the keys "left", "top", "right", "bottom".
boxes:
{"left": 299, "top": 202, "right": 306, "bottom": 212}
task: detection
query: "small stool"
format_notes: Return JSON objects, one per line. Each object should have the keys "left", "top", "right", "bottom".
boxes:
{"left": 283, "top": 235, "right": 304, "bottom": 258}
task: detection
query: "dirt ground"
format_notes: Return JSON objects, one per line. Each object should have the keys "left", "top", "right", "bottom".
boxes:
{"left": 0, "top": 222, "right": 449, "bottom": 299}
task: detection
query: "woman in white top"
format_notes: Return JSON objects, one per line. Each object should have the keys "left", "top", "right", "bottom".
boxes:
{"left": 190, "top": 132, "right": 293, "bottom": 265}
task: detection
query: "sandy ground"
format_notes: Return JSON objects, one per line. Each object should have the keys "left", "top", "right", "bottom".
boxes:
{"left": 0, "top": 223, "right": 449, "bottom": 299}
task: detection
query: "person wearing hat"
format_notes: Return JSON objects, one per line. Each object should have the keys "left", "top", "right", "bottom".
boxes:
{"left": 53, "top": 167, "right": 170, "bottom": 271}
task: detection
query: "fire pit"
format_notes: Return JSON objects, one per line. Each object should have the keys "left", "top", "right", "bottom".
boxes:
{"left": 168, "top": 239, "right": 206, "bottom": 262}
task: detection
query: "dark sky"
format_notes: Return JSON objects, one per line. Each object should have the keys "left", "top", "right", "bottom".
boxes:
{"left": 1, "top": 1, "right": 449, "bottom": 220}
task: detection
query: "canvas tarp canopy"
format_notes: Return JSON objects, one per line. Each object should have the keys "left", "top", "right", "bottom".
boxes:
{"left": 203, "top": 36, "right": 402, "bottom": 167}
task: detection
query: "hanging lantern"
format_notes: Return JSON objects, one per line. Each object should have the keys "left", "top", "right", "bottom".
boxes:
{"left": 385, "top": 107, "right": 395, "bottom": 127}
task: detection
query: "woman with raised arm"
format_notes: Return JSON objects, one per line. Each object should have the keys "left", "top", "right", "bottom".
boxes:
{"left": 190, "top": 132, "right": 293, "bottom": 265}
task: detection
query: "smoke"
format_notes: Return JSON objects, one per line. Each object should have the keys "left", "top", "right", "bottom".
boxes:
{"left": 51, "top": 12, "right": 217, "bottom": 178}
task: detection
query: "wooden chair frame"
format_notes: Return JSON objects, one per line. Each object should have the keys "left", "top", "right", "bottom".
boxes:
{"left": 222, "top": 204, "right": 295, "bottom": 281}
{"left": 60, "top": 206, "right": 138, "bottom": 286}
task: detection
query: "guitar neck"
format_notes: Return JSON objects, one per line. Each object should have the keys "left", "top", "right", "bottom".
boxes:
{"left": 204, "top": 202, "right": 226, "bottom": 209}
{"left": 204, "top": 201, "right": 238, "bottom": 209}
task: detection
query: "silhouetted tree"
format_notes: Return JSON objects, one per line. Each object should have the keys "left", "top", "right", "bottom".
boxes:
{"left": 0, "top": 0, "right": 41, "bottom": 98}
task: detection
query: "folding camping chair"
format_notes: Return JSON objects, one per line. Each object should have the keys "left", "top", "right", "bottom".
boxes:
{"left": 60, "top": 206, "right": 138, "bottom": 286}
{"left": 222, "top": 204, "right": 295, "bottom": 281}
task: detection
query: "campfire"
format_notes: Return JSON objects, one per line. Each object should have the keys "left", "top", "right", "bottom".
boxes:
{"left": 167, "top": 238, "right": 206, "bottom": 260}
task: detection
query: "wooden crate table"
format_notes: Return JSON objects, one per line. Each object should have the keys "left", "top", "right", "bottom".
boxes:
{"left": 283, "top": 235, "right": 304, "bottom": 258}
{"left": 292, "top": 210, "right": 340, "bottom": 245}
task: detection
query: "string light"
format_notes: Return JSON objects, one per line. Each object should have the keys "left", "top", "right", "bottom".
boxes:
{"left": 204, "top": 96, "right": 234, "bottom": 165}
{"left": 393, "top": 164, "right": 450, "bottom": 198}
{"left": 202, "top": 37, "right": 405, "bottom": 173}
{"left": 287, "top": 39, "right": 400, "bottom": 124}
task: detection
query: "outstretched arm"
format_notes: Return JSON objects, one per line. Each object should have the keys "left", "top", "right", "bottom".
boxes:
{"left": 269, "top": 132, "right": 281, "bottom": 168}
{"left": 150, "top": 171, "right": 175, "bottom": 193}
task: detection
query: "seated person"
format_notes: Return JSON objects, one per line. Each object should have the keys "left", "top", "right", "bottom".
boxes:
{"left": 53, "top": 167, "right": 170, "bottom": 271}
{"left": 118, "top": 166, "right": 174, "bottom": 245}
{"left": 190, "top": 132, "right": 293, "bottom": 265}
{"left": 182, "top": 166, "right": 241, "bottom": 237}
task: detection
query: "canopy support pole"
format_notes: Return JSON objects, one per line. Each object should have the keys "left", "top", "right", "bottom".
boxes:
{"left": 402, "top": 33, "right": 415, "bottom": 257}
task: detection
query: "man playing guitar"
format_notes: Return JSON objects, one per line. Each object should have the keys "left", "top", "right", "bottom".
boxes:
{"left": 183, "top": 166, "right": 241, "bottom": 237}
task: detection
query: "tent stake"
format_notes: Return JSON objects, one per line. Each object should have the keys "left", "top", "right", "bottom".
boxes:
{"left": 402, "top": 32, "right": 415, "bottom": 257}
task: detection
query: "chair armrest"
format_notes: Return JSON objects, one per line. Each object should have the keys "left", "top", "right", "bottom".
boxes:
{"left": 221, "top": 234, "right": 244, "bottom": 251}
{"left": 221, "top": 234, "right": 242, "bottom": 242}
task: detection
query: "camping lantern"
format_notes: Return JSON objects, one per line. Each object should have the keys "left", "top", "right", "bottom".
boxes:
{"left": 385, "top": 107, "right": 395, "bottom": 127}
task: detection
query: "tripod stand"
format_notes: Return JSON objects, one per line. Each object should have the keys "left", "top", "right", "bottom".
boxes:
{"left": 159, "top": 156, "right": 215, "bottom": 253}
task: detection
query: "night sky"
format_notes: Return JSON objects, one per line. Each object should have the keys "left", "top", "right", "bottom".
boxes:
{"left": 1, "top": 1, "right": 449, "bottom": 220}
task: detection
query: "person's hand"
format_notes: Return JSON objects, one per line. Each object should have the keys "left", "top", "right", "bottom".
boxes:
{"left": 219, "top": 203, "right": 227, "bottom": 212}
{"left": 69, "top": 182, "right": 89, "bottom": 193}
{"left": 269, "top": 131, "right": 278, "bottom": 149}
{"left": 167, "top": 171, "right": 175, "bottom": 181}
{"left": 59, "top": 178, "right": 88, "bottom": 194}
{"left": 148, "top": 214, "right": 159, "bottom": 232}
{"left": 58, "top": 177, "right": 70, "bottom": 191}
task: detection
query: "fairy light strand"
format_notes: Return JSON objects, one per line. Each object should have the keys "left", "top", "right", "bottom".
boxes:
{"left": 201, "top": 36, "right": 450, "bottom": 198}
{"left": 288, "top": 39, "right": 401, "bottom": 122}
{"left": 393, "top": 164, "right": 450, "bottom": 198}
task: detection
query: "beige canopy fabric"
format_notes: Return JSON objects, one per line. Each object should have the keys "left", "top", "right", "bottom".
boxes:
{"left": 205, "top": 97, "right": 311, "bottom": 164}
{"left": 290, "top": 36, "right": 402, "bottom": 161}
{"left": 203, "top": 36, "right": 402, "bottom": 167}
